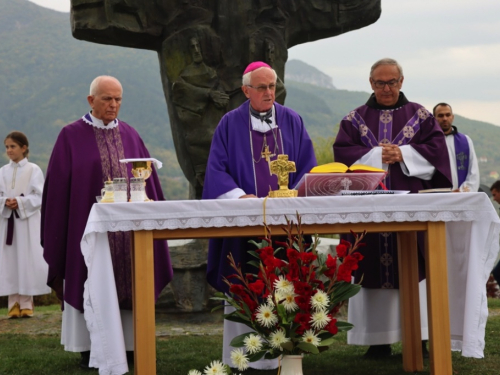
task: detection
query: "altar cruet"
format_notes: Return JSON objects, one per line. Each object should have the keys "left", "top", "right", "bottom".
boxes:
{"left": 100, "top": 178, "right": 115, "bottom": 203}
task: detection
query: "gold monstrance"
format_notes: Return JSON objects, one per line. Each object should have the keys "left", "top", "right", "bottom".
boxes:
{"left": 268, "top": 154, "right": 298, "bottom": 198}
{"left": 119, "top": 158, "right": 163, "bottom": 202}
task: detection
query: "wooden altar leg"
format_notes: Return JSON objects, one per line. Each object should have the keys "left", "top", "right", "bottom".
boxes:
{"left": 425, "top": 222, "right": 452, "bottom": 375}
{"left": 397, "top": 231, "right": 423, "bottom": 372}
{"left": 132, "top": 231, "right": 157, "bottom": 375}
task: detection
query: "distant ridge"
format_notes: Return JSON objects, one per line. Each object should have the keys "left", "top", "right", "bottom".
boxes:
{"left": 285, "top": 59, "right": 336, "bottom": 90}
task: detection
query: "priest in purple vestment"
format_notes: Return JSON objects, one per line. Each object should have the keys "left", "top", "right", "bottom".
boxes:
{"left": 41, "top": 76, "right": 173, "bottom": 370}
{"left": 333, "top": 58, "right": 452, "bottom": 358}
{"left": 202, "top": 62, "right": 317, "bottom": 369}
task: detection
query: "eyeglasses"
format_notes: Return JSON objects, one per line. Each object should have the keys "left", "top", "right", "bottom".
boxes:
{"left": 246, "top": 84, "right": 277, "bottom": 92}
{"left": 372, "top": 79, "right": 401, "bottom": 89}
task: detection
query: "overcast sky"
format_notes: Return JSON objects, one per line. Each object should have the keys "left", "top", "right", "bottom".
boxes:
{"left": 31, "top": 0, "right": 500, "bottom": 126}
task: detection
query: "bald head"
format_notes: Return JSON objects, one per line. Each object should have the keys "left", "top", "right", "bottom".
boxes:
{"left": 87, "top": 76, "right": 123, "bottom": 125}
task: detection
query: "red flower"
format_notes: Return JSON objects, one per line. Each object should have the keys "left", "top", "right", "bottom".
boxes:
{"left": 230, "top": 284, "right": 246, "bottom": 296}
{"left": 241, "top": 294, "right": 258, "bottom": 312}
{"left": 294, "top": 312, "right": 311, "bottom": 326}
{"left": 336, "top": 243, "right": 348, "bottom": 258}
{"left": 324, "top": 254, "right": 337, "bottom": 278}
{"left": 299, "top": 252, "right": 317, "bottom": 264}
{"left": 337, "top": 263, "right": 353, "bottom": 283}
{"left": 295, "top": 295, "right": 310, "bottom": 312}
{"left": 325, "top": 318, "right": 338, "bottom": 335}
{"left": 248, "top": 279, "right": 265, "bottom": 295}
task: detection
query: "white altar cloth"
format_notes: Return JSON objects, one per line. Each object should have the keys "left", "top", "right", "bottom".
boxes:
{"left": 80, "top": 193, "right": 500, "bottom": 374}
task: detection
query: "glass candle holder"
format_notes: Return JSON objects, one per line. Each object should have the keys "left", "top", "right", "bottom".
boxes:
{"left": 113, "top": 177, "right": 128, "bottom": 203}
{"left": 130, "top": 177, "right": 145, "bottom": 202}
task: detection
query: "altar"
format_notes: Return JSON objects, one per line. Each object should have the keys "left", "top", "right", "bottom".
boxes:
{"left": 81, "top": 193, "right": 500, "bottom": 374}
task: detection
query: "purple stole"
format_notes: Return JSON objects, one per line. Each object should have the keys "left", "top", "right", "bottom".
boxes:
{"left": 251, "top": 128, "right": 282, "bottom": 197}
{"left": 453, "top": 132, "right": 470, "bottom": 187}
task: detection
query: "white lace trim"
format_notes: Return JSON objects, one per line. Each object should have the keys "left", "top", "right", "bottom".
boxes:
{"left": 82, "top": 113, "right": 119, "bottom": 130}
{"left": 83, "top": 193, "right": 498, "bottom": 234}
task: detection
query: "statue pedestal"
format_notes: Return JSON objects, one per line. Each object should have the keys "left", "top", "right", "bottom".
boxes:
{"left": 156, "top": 239, "right": 216, "bottom": 312}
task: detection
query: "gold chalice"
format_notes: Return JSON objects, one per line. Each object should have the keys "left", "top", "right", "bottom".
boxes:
{"left": 131, "top": 160, "right": 152, "bottom": 201}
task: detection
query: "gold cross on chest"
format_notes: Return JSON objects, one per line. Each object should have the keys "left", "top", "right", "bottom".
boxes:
{"left": 261, "top": 145, "right": 275, "bottom": 163}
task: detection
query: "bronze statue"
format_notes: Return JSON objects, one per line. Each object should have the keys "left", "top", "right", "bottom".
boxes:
{"left": 71, "top": 0, "right": 381, "bottom": 199}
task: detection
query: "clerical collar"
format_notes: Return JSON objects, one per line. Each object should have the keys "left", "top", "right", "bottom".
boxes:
{"left": 365, "top": 92, "right": 409, "bottom": 110}
{"left": 249, "top": 105, "right": 277, "bottom": 133}
{"left": 250, "top": 106, "right": 273, "bottom": 124}
{"left": 82, "top": 112, "right": 119, "bottom": 129}
{"left": 445, "top": 125, "right": 458, "bottom": 136}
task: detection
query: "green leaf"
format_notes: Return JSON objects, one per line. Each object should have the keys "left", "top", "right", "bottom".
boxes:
{"left": 248, "top": 350, "right": 266, "bottom": 362}
{"left": 280, "top": 341, "right": 294, "bottom": 352}
{"left": 336, "top": 321, "right": 354, "bottom": 332}
{"left": 248, "top": 250, "right": 260, "bottom": 259}
{"left": 318, "top": 337, "right": 335, "bottom": 346}
{"left": 331, "top": 282, "right": 361, "bottom": 305}
{"left": 297, "top": 342, "right": 319, "bottom": 354}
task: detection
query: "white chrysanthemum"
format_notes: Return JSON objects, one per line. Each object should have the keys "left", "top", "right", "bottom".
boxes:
{"left": 302, "top": 329, "right": 321, "bottom": 347}
{"left": 280, "top": 292, "right": 299, "bottom": 312}
{"left": 266, "top": 295, "right": 275, "bottom": 306}
{"left": 203, "top": 360, "right": 226, "bottom": 375}
{"left": 230, "top": 348, "right": 250, "bottom": 371}
{"left": 244, "top": 334, "right": 263, "bottom": 354}
{"left": 188, "top": 370, "right": 202, "bottom": 375}
{"left": 274, "top": 275, "right": 294, "bottom": 294}
{"left": 256, "top": 303, "right": 278, "bottom": 328}
{"left": 310, "top": 290, "right": 330, "bottom": 311}
{"left": 310, "top": 310, "right": 331, "bottom": 330}
{"left": 269, "top": 329, "right": 290, "bottom": 349}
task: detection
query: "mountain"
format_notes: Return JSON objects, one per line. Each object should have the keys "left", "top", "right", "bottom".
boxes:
{"left": 2, "top": 0, "right": 500, "bottom": 197}
{"left": 285, "top": 59, "right": 336, "bottom": 89}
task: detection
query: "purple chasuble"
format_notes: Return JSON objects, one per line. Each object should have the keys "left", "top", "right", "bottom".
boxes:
{"left": 41, "top": 115, "right": 173, "bottom": 312}
{"left": 202, "top": 101, "right": 317, "bottom": 293}
{"left": 333, "top": 93, "right": 452, "bottom": 289}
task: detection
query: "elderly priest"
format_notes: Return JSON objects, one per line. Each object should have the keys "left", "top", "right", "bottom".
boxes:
{"left": 41, "top": 75, "right": 172, "bottom": 371}
{"left": 203, "top": 61, "right": 317, "bottom": 369}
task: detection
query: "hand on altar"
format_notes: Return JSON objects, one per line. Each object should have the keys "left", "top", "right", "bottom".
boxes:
{"left": 381, "top": 143, "right": 403, "bottom": 164}
{"left": 239, "top": 194, "right": 257, "bottom": 198}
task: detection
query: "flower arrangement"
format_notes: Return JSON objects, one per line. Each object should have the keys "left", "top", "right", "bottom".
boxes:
{"left": 189, "top": 215, "right": 365, "bottom": 373}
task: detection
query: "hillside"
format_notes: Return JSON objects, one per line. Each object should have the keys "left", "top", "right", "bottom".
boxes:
{"left": 1, "top": 0, "right": 499, "bottom": 197}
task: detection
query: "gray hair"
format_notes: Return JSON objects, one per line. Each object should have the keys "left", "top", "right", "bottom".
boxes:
{"left": 370, "top": 58, "right": 403, "bottom": 78}
{"left": 242, "top": 67, "right": 278, "bottom": 86}
{"left": 89, "top": 76, "right": 123, "bottom": 96}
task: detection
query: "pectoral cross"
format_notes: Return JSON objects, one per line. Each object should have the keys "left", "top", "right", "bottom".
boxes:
{"left": 261, "top": 145, "right": 275, "bottom": 163}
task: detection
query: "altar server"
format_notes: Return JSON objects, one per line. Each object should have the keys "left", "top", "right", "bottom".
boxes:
{"left": 0, "top": 131, "right": 50, "bottom": 318}
{"left": 333, "top": 58, "right": 452, "bottom": 357}
{"left": 203, "top": 62, "right": 317, "bottom": 369}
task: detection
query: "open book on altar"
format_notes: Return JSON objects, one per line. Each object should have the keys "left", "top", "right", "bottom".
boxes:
{"left": 309, "top": 162, "right": 385, "bottom": 174}
{"left": 294, "top": 163, "right": 387, "bottom": 197}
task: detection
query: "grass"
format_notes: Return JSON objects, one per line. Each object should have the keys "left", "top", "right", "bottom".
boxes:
{"left": 1, "top": 301, "right": 500, "bottom": 375}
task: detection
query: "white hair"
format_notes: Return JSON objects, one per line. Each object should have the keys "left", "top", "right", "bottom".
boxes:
{"left": 89, "top": 76, "right": 123, "bottom": 96}
{"left": 370, "top": 58, "right": 404, "bottom": 78}
{"left": 242, "top": 67, "right": 278, "bottom": 86}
